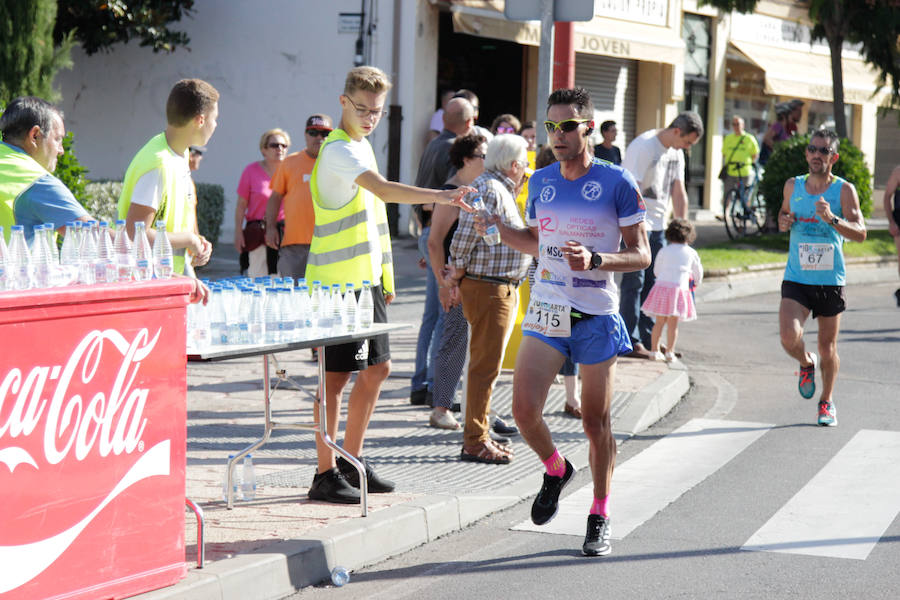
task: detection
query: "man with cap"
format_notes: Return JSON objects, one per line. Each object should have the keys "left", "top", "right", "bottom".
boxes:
{"left": 265, "top": 114, "right": 333, "bottom": 279}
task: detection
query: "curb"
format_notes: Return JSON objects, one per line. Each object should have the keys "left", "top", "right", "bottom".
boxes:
{"left": 137, "top": 363, "right": 691, "bottom": 599}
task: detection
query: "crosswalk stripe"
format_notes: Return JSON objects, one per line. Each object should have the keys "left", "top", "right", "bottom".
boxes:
{"left": 512, "top": 418, "right": 773, "bottom": 538}
{"left": 743, "top": 429, "right": 900, "bottom": 560}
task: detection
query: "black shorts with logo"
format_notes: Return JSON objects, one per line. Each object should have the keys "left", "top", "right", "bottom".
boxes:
{"left": 324, "top": 284, "right": 391, "bottom": 372}
{"left": 781, "top": 280, "right": 846, "bottom": 318}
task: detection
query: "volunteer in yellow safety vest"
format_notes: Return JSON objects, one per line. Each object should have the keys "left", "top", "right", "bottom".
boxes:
{"left": 118, "top": 79, "right": 218, "bottom": 274}
{"left": 304, "top": 65, "right": 474, "bottom": 505}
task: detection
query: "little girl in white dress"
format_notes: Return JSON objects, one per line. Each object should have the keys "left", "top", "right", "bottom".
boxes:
{"left": 641, "top": 218, "right": 704, "bottom": 362}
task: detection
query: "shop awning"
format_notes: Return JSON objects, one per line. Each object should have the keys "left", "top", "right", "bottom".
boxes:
{"left": 450, "top": 1, "right": 685, "bottom": 66}
{"left": 729, "top": 39, "right": 886, "bottom": 105}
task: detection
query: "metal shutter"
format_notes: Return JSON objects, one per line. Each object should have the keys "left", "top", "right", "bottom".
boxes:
{"left": 574, "top": 53, "right": 638, "bottom": 149}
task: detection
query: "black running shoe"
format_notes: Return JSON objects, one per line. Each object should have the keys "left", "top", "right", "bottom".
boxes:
{"left": 530, "top": 458, "right": 574, "bottom": 525}
{"left": 308, "top": 467, "right": 360, "bottom": 504}
{"left": 337, "top": 456, "right": 396, "bottom": 493}
{"left": 582, "top": 514, "right": 611, "bottom": 556}
{"left": 492, "top": 416, "right": 519, "bottom": 436}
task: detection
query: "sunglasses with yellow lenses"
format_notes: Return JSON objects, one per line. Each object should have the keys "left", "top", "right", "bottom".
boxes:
{"left": 544, "top": 118, "right": 590, "bottom": 134}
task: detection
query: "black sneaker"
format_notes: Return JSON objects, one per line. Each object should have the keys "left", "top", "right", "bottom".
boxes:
{"left": 410, "top": 388, "right": 428, "bottom": 406}
{"left": 582, "top": 514, "right": 611, "bottom": 556}
{"left": 530, "top": 458, "right": 574, "bottom": 525}
{"left": 308, "top": 467, "right": 360, "bottom": 504}
{"left": 492, "top": 416, "right": 519, "bottom": 436}
{"left": 337, "top": 456, "right": 396, "bottom": 493}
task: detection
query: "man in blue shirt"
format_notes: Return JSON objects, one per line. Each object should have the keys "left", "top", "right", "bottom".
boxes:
{"left": 0, "top": 97, "right": 91, "bottom": 242}
{"left": 777, "top": 129, "right": 866, "bottom": 426}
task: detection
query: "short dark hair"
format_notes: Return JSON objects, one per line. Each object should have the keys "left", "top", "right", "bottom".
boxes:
{"left": 454, "top": 89, "right": 479, "bottom": 109}
{"left": 0, "top": 96, "right": 63, "bottom": 142}
{"left": 166, "top": 79, "right": 219, "bottom": 127}
{"left": 665, "top": 217, "right": 696, "bottom": 244}
{"left": 811, "top": 129, "right": 840, "bottom": 153}
{"left": 535, "top": 145, "right": 557, "bottom": 170}
{"left": 668, "top": 111, "right": 704, "bottom": 138}
{"left": 448, "top": 133, "right": 487, "bottom": 170}
{"left": 546, "top": 87, "right": 594, "bottom": 120}
{"left": 600, "top": 120, "right": 616, "bottom": 133}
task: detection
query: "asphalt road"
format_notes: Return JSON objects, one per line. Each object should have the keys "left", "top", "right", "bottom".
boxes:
{"left": 290, "top": 281, "right": 900, "bottom": 600}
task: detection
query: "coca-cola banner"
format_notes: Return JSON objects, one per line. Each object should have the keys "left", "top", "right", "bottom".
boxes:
{"left": 0, "top": 281, "right": 191, "bottom": 600}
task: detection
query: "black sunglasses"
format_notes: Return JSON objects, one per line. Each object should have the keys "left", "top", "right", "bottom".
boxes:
{"left": 267, "top": 142, "right": 288, "bottom": 149}
{"left": 306, "top": 129, "right": 329, "bottom": 137}
{"left": 806, "top": 144, "right": 834, "bottom": 156}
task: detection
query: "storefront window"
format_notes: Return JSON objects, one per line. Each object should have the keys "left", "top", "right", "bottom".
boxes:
{"left": 807, "top": 100, "right": 853, "bottom": 139}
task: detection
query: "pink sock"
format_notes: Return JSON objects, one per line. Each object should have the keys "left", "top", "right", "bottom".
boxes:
{"left": 590, "top": 495, "right": 610, "bottom": 517}
{"left": 542, "top": 449, "right": 567, "bottom": 478}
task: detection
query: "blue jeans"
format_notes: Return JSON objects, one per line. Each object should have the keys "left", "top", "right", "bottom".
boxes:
{"left": 619, "top": 229, "right": 665, "bottom": 348}
{"left": 412, "top": 228, "right": 444, "bottom": 391}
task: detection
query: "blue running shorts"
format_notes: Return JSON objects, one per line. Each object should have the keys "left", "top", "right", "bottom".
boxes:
{"left": 524, "top": 312, "right": 633, "bottom": 365}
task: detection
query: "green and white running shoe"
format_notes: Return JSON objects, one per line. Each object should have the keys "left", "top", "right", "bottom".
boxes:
{"left": 798, "top": 353, "right": 817, "bottom": 399}
{"left": 818, "top": 399, "right": 837, "bottom": 427}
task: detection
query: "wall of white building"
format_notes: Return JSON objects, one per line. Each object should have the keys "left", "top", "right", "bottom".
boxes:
{"left": 54, "top": 0, "right": 428, "bottom": 240}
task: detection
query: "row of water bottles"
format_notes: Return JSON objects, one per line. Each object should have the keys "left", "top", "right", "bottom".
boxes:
{"left": 0, "top": 219, "right": 175, "bottom": 291}
{"left": 187, "top": 276, "right": 376, "bottom": 350}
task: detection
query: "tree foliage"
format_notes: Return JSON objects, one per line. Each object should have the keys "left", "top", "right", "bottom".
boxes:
{"left": 759, "top": 133, "right": 873, "bottom": 219}
{"left": 0, "top": 0, "right": 73, "bottom": 106}
{"left": 55, "top": 131, "right": 91, "bottom": 207}
{"left": 54, "top": 0, "right": 195, "bottom": 55}
{"left": 701, "top": 0, "right": 900, "bottom": 137}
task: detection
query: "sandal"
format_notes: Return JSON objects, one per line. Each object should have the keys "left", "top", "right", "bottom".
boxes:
{"left": 460, "top": 441, "right": 513, "bottom": 464}
{"left": 564, "top": 403, "right": 583, "bottom": 419}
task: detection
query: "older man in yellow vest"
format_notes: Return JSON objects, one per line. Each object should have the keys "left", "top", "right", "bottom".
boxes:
{"left": 305, "top": 65, "right": 473, "bottom": 504}
{"left": 0, "top": 97, "right": 92, "bottom": 243}
{"left": 118, "top": 79, "right": 218, "bottom": 274}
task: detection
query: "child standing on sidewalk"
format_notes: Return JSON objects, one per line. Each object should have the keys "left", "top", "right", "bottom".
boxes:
{"left": 641, "top": 218, "right": 703, "bottom": 362}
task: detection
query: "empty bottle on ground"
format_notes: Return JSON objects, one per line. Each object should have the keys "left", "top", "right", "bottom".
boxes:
{"left": 241, "top": 454, "right": 256, "bottom": 501}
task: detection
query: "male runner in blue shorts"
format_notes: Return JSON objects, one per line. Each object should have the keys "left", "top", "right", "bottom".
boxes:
{"left": 777, "top": 129, "right": 866, "bottom": 426}
{"left": 486, "top": 88, "right": 650, "bottom": 556}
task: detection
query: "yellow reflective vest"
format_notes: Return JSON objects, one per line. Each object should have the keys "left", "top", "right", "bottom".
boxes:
{"left": 306, "top": 129, "right": 394, "bottom": 294}
{"left": 117, "top": 133, "right": 193, "bottom": 274}
{"left": 0, "top": 142, "right": 49, "bottom": 243}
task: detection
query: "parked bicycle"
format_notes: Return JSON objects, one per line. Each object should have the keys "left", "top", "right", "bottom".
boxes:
{"left": 722, "top": 162, "right": 767, "bottom": 239}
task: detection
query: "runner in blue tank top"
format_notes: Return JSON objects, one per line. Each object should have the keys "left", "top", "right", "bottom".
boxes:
{"left": 479, "top": 88, "right": 650, "bottom": 557}
{"left": 777, "top": 129, "right": 866, "bottom": 427}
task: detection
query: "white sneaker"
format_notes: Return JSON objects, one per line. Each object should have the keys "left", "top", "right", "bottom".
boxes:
{"left": 664, "top": 352, "right": 676, "bottom": 362}
{"left": 429, "top": 408, "right": 460, "bottom": 430}
{"left": 649, "top": 351, "right": 665, "bottom": 361}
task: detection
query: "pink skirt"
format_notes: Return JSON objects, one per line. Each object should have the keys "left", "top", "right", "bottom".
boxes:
{"left": 641, "top": 281, "right": 697, "bottom": 321}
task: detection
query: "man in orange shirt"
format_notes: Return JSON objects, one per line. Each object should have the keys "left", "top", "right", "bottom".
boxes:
{"left": 265, "top": 114, "right": 333, "bottom": 279}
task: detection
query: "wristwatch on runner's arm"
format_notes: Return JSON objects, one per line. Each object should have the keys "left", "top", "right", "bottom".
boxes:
{"left": 589, "top": 252, "right": 603, "bottom": 270}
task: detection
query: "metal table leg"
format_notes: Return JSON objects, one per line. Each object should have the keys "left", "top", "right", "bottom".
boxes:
{"left": 185, "top": 497, "right": 205, "bottom": 568}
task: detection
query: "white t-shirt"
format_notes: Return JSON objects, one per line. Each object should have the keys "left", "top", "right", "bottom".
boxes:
{"left": 314, "top": 135, "right": 383, "bottom": 282}
{"left": 130, "top": 146, "right": 191, "bottom": 211}
{"left": 621, "top": 129, "right": 684, "bottom": 231}
{"left": 653, "top": 242, "right": 703, "bottom": 290}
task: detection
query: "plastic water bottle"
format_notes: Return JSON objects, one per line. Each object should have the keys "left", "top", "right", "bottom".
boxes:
{"left": 358, "top": 280, "right": 374, "bottom": 329}
{"left": 241, "top": 454, "right": 257, "bottom": 501}
{"left": 344, "top": 283, "right": 357, "bottom": 332}
{"left": 8, "top": 225, "right": 33, "bottom": 290}
{"left": 113, "top": 219, "right": 134, "bottom": 282}
{"left": 31, "top": 225, "right": 53, "bottom": 288}
{"left": 0, "top": 226, "right": 9, "bottom": 291}
{"left": 77, "top": 221, "right": 98, "bottom": 285}
{"left": 279, "top": 288, "right": 295, "bottom": 341}
{"left": 295, "top": 285, "right": 309, "bottom": 338}
{"left": 209, "top": 288, "right": 228, "bottom": 345}
{"left": 222, "top": 455, "right": 241, "bottom": 502}
{"left": 472, "top": 197, "right": 500, "bottom": 246}
{"left": 248, "top": 289, "right": 265, "bottom": 344}
{"left": 331, "top": 566, "right": 350, "bottom": 587}
{"left": 153, "top": 220, "right": 174, "bottom": 279}
{"left": 264, "top": 287, "right": 281, "bottom": 343}
{"left": 43, "top": 223, "right": 59, "bottom": 264}
{"left": 132, "top": 222, "right": 153, "bottom": 281}
{"left": 187, "top": 301, "right": 211, "bottom": 351}
{"left": 331, "top": 284, "right": 346, "bottom": 333}
{"left": 95, "top": 222, "right": 116, "bottom": 283}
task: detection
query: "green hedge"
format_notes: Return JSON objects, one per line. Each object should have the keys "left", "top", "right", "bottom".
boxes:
{"left": 759, "top": 133, "right": 873, "bottom": 219}
{"left": 83, "top": 179, "right": 224, "bottom": 246}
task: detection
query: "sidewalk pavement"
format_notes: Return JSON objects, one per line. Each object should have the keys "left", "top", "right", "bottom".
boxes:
{"left": 138, "top": 222, "right": 897, "bottom": 600}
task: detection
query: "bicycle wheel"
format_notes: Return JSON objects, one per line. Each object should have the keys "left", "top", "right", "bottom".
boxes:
{"left": 746, "top": 193, "right": 767, "bottom": 235}
{"left": 723, "top": 188, "right": 743, "bottom": 240}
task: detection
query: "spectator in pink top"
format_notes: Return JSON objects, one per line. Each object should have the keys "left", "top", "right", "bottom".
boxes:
{"left": 235, "top": 128, "right": 290, "bottom": 276}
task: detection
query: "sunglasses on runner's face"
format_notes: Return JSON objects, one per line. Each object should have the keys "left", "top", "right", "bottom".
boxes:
{"left": 544, "top": 119, "right": 590, "bottom": 134}
{"left": 806, "top": 144, "right": 834, "bottom": 156}
{"left": 306, "top": 129, "right": 329, "bottom": 137}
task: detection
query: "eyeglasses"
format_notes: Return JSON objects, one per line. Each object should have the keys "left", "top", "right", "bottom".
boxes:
{"left": 471, "top": 153, "right": 486, "bottom": 159}
{"left": 496, "top": 126, "right": 516, "bottom": 134}
{"left": 343, "top": 95, "right": 388, "bottom": 119}
{"left": 267, "top": 143, "right": 288, "bottom": 149}
{"left": 806, "top": 144, "right": 834, "bottom": 156}
{"left": 306, "top": 129, "right": 329, "bottom": 137}
{"left": 544, "top": 118, "right": 590, "bottom": 134}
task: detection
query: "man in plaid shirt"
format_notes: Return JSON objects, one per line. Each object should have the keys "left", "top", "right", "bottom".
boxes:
{"left": 447, "top": 133, "right": 532, "bottom": 465}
